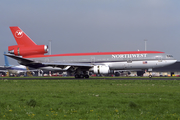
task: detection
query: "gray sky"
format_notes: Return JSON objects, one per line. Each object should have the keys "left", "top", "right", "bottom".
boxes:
{"left": 1, "top": 0, "right": 180, "bottom": 65}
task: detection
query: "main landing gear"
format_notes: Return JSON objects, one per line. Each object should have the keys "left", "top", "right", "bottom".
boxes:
{"left": 137, "top": 70, "right": 153, "bottom": 78}
{"left": 137, "top": 71, "right": 145, "bottom": 77}
{"left": 75, "top": 74, "right": 89, "bottom": 79}
{"left": 74, "top": 69, "right": 89, "bottom": 79}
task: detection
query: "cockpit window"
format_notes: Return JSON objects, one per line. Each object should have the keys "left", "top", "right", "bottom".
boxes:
{"left": 167, "top": 55, "right": 173, "bottom": 58}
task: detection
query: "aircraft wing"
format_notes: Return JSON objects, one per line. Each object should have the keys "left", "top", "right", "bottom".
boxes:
{"left": 0, "top": 66, "right": 8, "bottom": 72}
{"left": 5, "top": 54, "right": 102, "bottom": 69}
{"left": 0, "top": 70, "right": 8, "bottom": 72}
{"left": 42, "top": 62, "right": 93, "bottom": 67}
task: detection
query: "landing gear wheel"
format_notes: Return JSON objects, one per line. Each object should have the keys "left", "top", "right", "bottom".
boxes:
{"left": 80, "top": 74, "right": 84, "bottom": 78}
{"left": 137, "top": 71, "right": 145, "bottom": 76}
{"left": 84, "top": 75, "right": 89, "bottom": 78}
{"left": 75, "top": 74, "right": 80, "bottom": 78}
{"left": 149, "top": 75, "right": 152, "bottom": 78}
{"left": 74, "top": 74, "right": 89, "bottom": 79}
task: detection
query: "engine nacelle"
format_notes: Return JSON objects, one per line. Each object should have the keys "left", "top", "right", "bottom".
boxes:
{"left": 93, "top": 65, "right": 112, "bottom": 74}
{"left": 8, "top": 45, "right": 48, "bottom": 57}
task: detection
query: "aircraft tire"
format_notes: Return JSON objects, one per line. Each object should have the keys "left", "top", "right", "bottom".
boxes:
{"left": 114, "top": 72, "right": 120, "bottom": 76}
{"left": 149, "top": 75, "right": 152, "bottom": 78}
{"left": 84, "top": 75, "right": 89, "bottom": 78}
{"left": 75, "top": 74, "right": 80, "bottom": 78}
{"left": 137, "top": 71, "right": 145, "bottom": 76}
{"left": 75, "top": 74, "right": 89, "bottom": 79}
{"left": 80, "top": 74, "right": 84, "bottom": 78}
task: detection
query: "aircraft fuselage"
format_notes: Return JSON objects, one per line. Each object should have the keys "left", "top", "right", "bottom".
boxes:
{"left": 25, "top": 51, "right": 176, "bottom": 70}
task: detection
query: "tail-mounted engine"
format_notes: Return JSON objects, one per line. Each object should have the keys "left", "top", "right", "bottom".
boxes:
{"left": 8, "top": 45, "right": 48, "bottom": 57}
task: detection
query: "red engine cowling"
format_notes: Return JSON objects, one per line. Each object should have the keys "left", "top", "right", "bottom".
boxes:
{"left": 8, "top": 45, "right": 48, "bottom": 57}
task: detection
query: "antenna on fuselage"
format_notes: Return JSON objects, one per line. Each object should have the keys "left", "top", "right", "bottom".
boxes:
{"left": 144, "top": 39, "right": 147, "bottom": 51}
{"left": 49, "top": 40, "right": 52, "bottom": 55}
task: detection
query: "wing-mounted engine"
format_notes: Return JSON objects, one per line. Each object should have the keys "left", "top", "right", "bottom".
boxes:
{"left": 8, "top": 45, "right": 48, "bottom": 57}
{"left": 93, "top": 65, "right": 113, "bottom": 74}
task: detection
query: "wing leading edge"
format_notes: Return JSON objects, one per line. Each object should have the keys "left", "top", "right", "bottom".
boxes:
{"left": 5, "top": 54, "right": 96, "bottom": 70}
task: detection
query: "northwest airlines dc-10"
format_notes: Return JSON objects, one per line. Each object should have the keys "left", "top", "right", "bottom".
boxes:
{"left": 6, "top": 26, "right": 176, "bottom": 78}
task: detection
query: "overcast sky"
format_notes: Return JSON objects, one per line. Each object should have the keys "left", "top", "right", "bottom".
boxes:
{"left": 1, "top": 0, "right": 180, "bottom": 65}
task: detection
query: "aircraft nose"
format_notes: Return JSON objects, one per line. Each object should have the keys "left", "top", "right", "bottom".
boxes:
{"left": 169, "top": 60, "right": 177, "bottom": 65}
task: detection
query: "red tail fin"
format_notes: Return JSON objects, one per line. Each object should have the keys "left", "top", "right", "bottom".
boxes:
{"left": 9, "top": 26, "right": 37, "bottom": 46}
{"left": 9, "top": 26, "right": 48, "bottom": 57}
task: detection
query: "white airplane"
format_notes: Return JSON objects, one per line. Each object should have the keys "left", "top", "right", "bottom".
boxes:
{"left": 0, "top": 52, "right": 37, "bottom": 76}
{"left": 6, "top": 26, "right": 177, "bottom": 78}
{"left": 0, "top": 52, "right": 27, "bottom": 76}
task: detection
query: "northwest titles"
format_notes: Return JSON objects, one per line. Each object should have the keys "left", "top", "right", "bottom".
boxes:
{"left": 112, "top": 54, "right": 147, "bottom": 58}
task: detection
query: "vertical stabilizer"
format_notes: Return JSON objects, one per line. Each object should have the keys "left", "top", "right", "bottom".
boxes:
{"left": 4, "top": 52, "right": 10, "bottom": 67}
{"left": 9, "top": 26, "right": 37, "bottom": 46}
{"left": 8, "top": 26, "right": 48, "bottom": 57}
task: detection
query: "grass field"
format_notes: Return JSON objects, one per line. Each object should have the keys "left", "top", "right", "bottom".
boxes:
{"left": 0, "top": 79, "right": 180, "bottom": 119}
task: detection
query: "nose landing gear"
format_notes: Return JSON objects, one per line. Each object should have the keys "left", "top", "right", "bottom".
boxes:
{"left": 149, "top": 74, "right": 152, "bottom": 78}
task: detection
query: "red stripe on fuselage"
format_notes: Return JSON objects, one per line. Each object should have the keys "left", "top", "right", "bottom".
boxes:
{"left": 24, "top": 51, "right": 164, "bottom": 58}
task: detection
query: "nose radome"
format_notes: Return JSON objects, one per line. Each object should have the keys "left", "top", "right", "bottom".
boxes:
{"left": 168, "top": 60, "right": 177, "bottom": 65}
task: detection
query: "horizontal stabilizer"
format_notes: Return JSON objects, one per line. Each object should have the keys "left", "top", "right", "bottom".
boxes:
{"left": 5, "top": 54, "right": 34, "bottom": 64}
